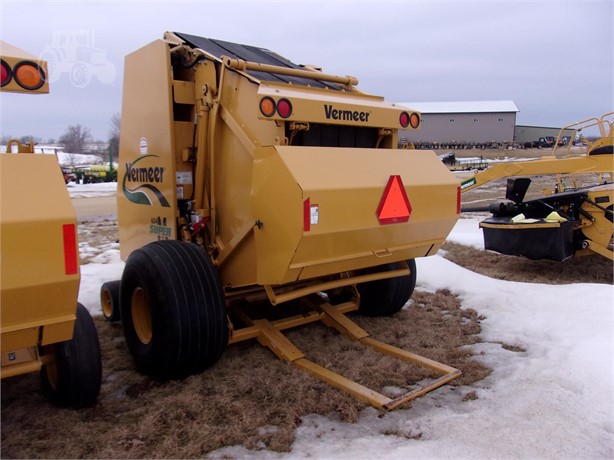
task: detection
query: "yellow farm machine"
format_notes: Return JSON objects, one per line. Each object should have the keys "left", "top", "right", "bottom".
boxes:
{"left": 461, "top": 112, "right": 613, "bottom": 261}
{"left": 100, "top": 31, "right": 463, "bottom": 410}
{"left": 1, "top": 41, "right": 101, "bottom": 407}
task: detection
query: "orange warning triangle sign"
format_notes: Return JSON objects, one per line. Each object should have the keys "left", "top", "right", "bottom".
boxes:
{"left": 376, "top": 175, "right": 412, "bottom": 225}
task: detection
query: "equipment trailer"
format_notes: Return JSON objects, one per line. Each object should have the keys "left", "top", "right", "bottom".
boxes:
{"left": 461, "top": 112, "right": 613, "bottom": 261}
{"left": 1, "top": 41, "right": 101, "bottom": 407}
{"left": 101, "top": 32, "right": 463, "bottom": 409}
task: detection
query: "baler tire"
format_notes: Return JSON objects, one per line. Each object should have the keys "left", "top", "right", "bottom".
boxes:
{"left": 119, "top": 240, "right": 228, "bottom": 380}
{"left": 357, "top": 259, "right": 417, "bottom": 317}
{"left": 100, "top": 280, "right": 121, "bottom": 322}
{"left": 40, "top": 303, "right": 102, "bottom": 408}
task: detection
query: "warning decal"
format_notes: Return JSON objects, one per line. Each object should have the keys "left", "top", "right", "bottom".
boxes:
{"left": 376, "top": 175, "right": 412, "bottom": 225}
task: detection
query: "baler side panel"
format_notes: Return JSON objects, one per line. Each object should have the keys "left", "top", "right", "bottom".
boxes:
{"left": 0, "top": 155, "right": 79, "bottom": 348}
{"left": 118, "top": 40, "right": 178, "bottom": 260}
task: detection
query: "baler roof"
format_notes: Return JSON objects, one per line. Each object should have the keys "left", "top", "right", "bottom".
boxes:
{"left": 174, "top": 32, "right": 344, "bottom": 91}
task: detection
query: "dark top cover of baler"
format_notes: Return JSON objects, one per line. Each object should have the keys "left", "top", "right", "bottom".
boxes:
{"left": 175, "top": 32, "right": 343, "bottom": 91}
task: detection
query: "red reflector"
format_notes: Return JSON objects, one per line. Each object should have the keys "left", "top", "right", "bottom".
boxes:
{"left": 376, "top": 175, "right": 412, "bottom": 225}
{"left": 63, "top": 224, "right": 78, "bottom": 275}
{"left": 457, "top": 186, "right": 461, "bottom": 214}
{"left": 277, "top": 98, "right": 292, "bottom": 118}
{"left": 303, "top": 198, "right": 311, "bottom": 232}
{"left": 1, "top": 60, "right": 11, "bottom": 87}
{"left": 399, "top": 111, "right": 410, "bottom": 128}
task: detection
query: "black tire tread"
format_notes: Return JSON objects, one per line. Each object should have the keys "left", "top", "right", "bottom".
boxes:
{"left": 120, "top": 240, "right": 227, "bottom": 380}
{"left": 101, "top": 280, "right": 121, "bottom": 322}
{"left": 357, "top": 259, "right": 417, "bottom": 317}
{"left": 40, "top": 303, "right": 102, "bottom": 407}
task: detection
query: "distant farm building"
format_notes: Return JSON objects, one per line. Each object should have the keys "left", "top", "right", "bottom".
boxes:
{"left": 514, "top": 125, "right": 575, "bottom": 146}
{"left": 397, "top": 100, "right": 519, "bottom": 148}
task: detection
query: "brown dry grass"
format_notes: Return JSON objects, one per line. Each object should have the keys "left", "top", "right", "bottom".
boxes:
{"left": 1, "top": 290, "right": 489, "bottom": 458}
{"left": 442, "top": 241, "right": 612, "bottom": 285}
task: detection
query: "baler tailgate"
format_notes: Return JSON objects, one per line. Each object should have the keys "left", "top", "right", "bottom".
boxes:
{"left": 230, "top": 301, "right": 461, "bottom": 411}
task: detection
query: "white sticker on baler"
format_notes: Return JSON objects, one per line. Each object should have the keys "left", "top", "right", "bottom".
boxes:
{"left": 176, "top": 171, "right": 192, "bottom": 185}
{"left": 311, "top": 205, "right": 319, "bottom": 225}
{"left": 139, "top": 137, "right": 148, "bottom": 155}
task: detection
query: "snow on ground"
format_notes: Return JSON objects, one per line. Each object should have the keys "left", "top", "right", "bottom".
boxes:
{"left": 74, "top": 185, "right": 613, "bottom": 459}
{"left": 67, "top": 181, "right": 117, "bottom": 198}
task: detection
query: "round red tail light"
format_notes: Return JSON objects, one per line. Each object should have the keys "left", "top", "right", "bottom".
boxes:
{"left": 259, "top": 96, "right": 276, "bottom": 117}
{"left": 276, "top": 98, "right": 292, "bottom": 118}
{"left": 1, "top": 60, "right": 12, "bottom": 87}
{"left": 399, "top": 111, "right": 410, "bottom": 128}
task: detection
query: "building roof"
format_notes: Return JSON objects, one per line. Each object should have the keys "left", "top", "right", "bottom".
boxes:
{"left": 397, "top": 100, "right": 519, "bottom": 114}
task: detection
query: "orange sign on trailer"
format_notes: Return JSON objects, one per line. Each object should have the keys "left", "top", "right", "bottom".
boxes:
{"left": 376, "top": 175, "right": 412, "bottom": 225}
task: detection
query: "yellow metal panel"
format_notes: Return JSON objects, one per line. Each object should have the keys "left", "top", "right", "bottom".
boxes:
{"left": 1, "top": 346, "right": 37, "bottom": 367}
{"left": 250, "top": 145, "right": 303, "bottom": 285}
{"left": 213, "top": 71, "right": 284, "bottom": 287}
{"left": 173, "top": 80, "right": 195, "bottom": 104}
{"left": 0, "top": 328, "right": 39, "bottom": 351}
{"left": 0, "top": 154, "right": 79, "bottom": 342}
{"left": 41, "top": 320, "right": 75, "bottom": 346}
{"left": 117, "top": 40, "right": 177, "bottom": 259}
{"left": 251, "top": 146, "right": 459, "bottom": 285}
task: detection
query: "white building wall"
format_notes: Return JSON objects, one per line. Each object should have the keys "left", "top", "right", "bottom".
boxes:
{"left": 402, "top": 112, "right": 516, "bottom": 143}
{"left": 397, "top": 101, "right": 518, "bottom": 145}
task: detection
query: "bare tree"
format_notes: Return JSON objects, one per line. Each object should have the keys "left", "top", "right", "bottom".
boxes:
{"left": 19, "top": 135, "right": 41, "bottom": 145}
{"left": 109, "top": 113, "right": 120, "bottom": 162}
{"left": 59, "top": 124, "right": 93, "bottom": 154}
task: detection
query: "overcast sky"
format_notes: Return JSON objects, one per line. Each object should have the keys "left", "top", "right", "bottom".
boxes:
{"left": 1, "top": 0, "right": 612, "bottom": 141}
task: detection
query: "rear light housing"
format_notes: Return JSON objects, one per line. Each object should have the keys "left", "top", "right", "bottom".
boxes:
{"left": 259, "top": 96, "right": 293, "bottom": 119}
{"left": 1, "top": 58, "right": 48, "bottom": 93}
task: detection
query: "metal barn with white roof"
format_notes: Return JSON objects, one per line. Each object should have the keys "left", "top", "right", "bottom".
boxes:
{"left": 398, "top": 100, "right": 519, "bottom": 146}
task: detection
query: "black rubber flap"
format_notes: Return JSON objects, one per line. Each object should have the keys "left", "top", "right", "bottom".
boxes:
{"left": 174, "top": 32, "right": 342, "bottom": 90}
{"left": 482, "top": 218, "right": 575, "bottom": 261}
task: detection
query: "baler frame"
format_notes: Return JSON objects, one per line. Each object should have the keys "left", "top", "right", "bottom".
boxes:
{"left": 229, "top": 297, "right": 461, "bottom": 411}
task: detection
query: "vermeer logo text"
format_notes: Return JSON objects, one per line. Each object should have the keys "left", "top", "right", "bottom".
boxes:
{"left": 126, "top": 163, "right": 165, "bottom": 183}
{"left": 324, "top": 104, "right": 370, "bottom": 122}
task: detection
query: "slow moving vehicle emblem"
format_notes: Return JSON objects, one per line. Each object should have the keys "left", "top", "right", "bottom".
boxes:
{"left": 376, "top": 175, "right": 412, "bottom": 224}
